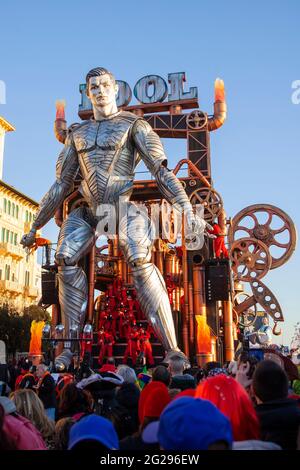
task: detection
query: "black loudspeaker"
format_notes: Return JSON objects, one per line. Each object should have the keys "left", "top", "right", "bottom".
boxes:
{"left": 205, "top": 259, "right": 231, "bottom": 301}
{"left": 41, "top": 270, "right": 58, "bottom": 305}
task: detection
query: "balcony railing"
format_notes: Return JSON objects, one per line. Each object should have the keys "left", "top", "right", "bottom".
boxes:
{"left": 0, "top": 242, "right": 24, "bottom": 259}
{"left": 0, "top": 280, "right": 23, "bottom": 294}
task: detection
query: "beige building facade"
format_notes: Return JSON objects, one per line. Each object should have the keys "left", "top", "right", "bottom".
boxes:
{"left": 0, "top": 116, "right": 41, "bottom": 311}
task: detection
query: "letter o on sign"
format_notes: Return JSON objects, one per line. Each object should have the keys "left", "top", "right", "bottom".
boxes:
{"left": 116, "top": 80, "right": 132, "bottom": 107}
{"left": 134, "top": 75, "right": 168, "bottom": 104}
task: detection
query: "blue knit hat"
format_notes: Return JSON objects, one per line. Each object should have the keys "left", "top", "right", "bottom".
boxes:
{"left": 68, "top": 414, "right": 119, "bottom": 450}
{"left": 158, "top": 397, "right": 232, "bottom": 450}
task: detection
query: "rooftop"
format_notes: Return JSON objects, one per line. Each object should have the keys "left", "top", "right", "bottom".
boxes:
{"left": 0, "top": 116, "right": 15, "bottom": 133}
{"left": 0, "top": 179, "right": 39, "bottom": 206}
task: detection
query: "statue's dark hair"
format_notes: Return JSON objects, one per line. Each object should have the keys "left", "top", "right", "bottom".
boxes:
{"left": 86, "top": 67, "right": 116, "bottom": 87}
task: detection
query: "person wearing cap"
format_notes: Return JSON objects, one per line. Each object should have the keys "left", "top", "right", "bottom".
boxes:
{"left": 168, "top": 355, "right": 196, "bottom": 391}
{"left": 143, "top": 397, "right": 233, "bottom": 450}
{"left": 68, "top": 414, "right": 119, "bottom": 450}
{"left": 15, "top": 360, "right": 35, "bottom": 390}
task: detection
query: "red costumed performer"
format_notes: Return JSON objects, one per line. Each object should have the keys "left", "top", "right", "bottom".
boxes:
{"left": 138, "top": 327, "right": 154, "bottom": 366}
{"left": 123, "top": 325, "right": 140, "bottom": 366}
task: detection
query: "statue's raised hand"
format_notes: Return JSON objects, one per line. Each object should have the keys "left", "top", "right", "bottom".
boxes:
{"left": 20, "top": 229, "right": 37, "bottom": 249}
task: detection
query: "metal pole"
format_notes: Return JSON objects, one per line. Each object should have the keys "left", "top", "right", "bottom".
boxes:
{"left": 222, "top": 299, "right": 234, "bottom": 361}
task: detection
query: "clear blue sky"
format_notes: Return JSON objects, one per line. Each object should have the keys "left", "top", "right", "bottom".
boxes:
{"left": 1, "top": 0, "right": 299, "bottom": 345}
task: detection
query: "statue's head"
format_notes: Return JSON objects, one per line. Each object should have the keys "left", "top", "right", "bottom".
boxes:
{"left": 86, "top": 67, "right": 118, "bottom": 109}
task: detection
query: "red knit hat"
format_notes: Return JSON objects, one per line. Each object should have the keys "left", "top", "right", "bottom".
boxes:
{"left": 138, "top": 381, "right": 171, "bottom": 424}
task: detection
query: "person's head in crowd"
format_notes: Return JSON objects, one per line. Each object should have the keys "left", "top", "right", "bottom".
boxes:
{"left": 109, "top": 404, "right": 138, "bottom": 440}
{"left": 152, "top": 366, "right": 171, "bottom": 387}
{"left": 116, "top": 365, "right": 137, "bottom": 384}
{"left": 138, "top": 381, "right": 171, "bottom": 429}
{"left": 12, "top": 389, "right": 55, "bottom": 439}
{"left": 238, "top": 352, "right": 258, "bottom": 380}
{"left": 116, "top": 382, "right": 140, "bottom": 409}
{"left": 252, "top": 360, "right": 289, "bottom": 403}
{"left": 195, "top": 368, "right": 206, "bottom": 384}
{"left": 0, "top": 396, "right": 46, "bottom": 450}
{"left": 168, "top": 355, "right": 184, "bottom": 377}
{"left": 168, "top": 357, "right": 196, "bottom": 391}
{"left": 68, "top": 414, "right": 119, "bottom": 450}
{"left": 113, "top": 381, "right": 140, "bottom": 437}
{"left": 227, "top": 361, "right": 238, "bottom": 377}
{"left": 0, "top": 404, "right": 16, "bottom": 450}
{"left": 36, "top": 363, "right": 48, "bottom": 379}
{"left": 204, "top": 361, "right": 222, "bottom": 377}
{"left": 196, "top": 374, "right": 260, "bottom": 441}
{"left": 58, "top": 383, "right": 93, "bottom": 419}
{"left": 20, "top": 359, "right": 32, "bottom": 372}
{"left": 157, "top": 397, "right": 233, "bottom": 450}
{"left": 55, "top": 417, "right": 75, "bottom": 450}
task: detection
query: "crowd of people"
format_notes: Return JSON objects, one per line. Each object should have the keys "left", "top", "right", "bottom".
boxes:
{"left": 1, "top": 349, "right": 300, "bottom": 451}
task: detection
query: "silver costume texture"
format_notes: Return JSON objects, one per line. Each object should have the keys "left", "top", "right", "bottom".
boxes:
{"left": 29, "top": 106, "right": 203, "bottom": 366}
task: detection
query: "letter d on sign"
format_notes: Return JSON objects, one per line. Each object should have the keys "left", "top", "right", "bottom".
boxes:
{"left": 0, "top": 81, "right": 6, "bottom": 104}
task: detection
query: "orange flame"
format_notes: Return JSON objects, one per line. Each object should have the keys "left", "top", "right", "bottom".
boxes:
{"left": 55, "top": 99, "right": 66, "bottom": 120}
{"left": 29, "top": 320, "right": 45, "bottom": 356}
{"left": 214, "top": 78, "right": 225, "bottom": 102}
{"left": 196, "top": 315, "right": 212, "bottom": 354}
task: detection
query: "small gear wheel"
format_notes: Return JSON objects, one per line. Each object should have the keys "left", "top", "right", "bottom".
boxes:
{"left": 187, "top": 110, "right": 208, "bottom": 130}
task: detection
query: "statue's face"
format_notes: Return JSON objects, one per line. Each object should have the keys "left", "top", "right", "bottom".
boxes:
{"left": 87, "top": 74, "right": 118, "bottom": 108}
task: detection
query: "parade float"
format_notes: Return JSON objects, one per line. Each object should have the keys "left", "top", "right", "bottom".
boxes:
{"left": 29, "top": 71, "right": 297, "bottom": 369}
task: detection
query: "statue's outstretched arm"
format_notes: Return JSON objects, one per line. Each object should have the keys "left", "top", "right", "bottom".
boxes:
{"left": 132, "top": 119, "right": 203, "bottom": 230}
{"left": 21, "top": 134, "right": 79, "bottom": 247}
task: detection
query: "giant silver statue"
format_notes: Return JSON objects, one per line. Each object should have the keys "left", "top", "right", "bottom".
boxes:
{"left": 21, "top": 67, "right": 208, "bottom": 370}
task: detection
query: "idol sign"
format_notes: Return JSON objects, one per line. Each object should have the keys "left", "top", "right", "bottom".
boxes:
{"left": 79, "top": 72, "right": 198, "bottom": 113}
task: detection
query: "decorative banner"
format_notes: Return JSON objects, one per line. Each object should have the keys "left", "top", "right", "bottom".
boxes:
{"left": 29, "top": 320, "right": 45, "bottom": 356}
{"left": 195, "top": 315, "right": 211, "bottom": 354}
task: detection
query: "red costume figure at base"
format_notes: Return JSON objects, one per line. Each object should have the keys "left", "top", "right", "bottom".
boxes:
{"left": 209, "top": 223, "right": 229, "bottom": 258}
{"left": 138, "top": 327, "right": 154, "bottom": 366}
{"left": 98, "top": 328, "right": 115, "bottom": 365}
{"left": 123, "top": 325, "right": 140, "bottom": 366}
